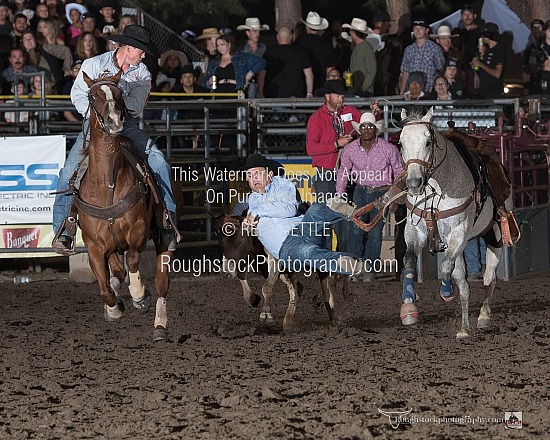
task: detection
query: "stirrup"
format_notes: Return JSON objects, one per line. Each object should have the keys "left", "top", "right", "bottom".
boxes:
{"left": 52, "top": 235, "right": 77, "bottom": 256}
{"left": 498, "top": 208, "right": 520, "bottom": 246}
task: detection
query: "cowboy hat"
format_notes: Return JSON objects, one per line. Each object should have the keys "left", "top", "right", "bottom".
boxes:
{"left": 237, "top": 17, "right": 269, "bottom": 31}
{"left": 195, "top": 28, "right": 221, "bottom": 40}
{"left": 314, "top": 79, "right": 348, "bottom": 96}
{"left": 242, "top": 154, "right": 281, "bottom": 174}
{"left": 65, "top": 3, "right": 87, "bottom": 24}
{"left": 158, "top": 50, "right": 188, "bottom": 67}
{"left": 302, "top": 11, "right": 328, "bottom": 30}
{"left": 351, "top": 112, "right": 383, "bottom": 133}
{"left": 342, "top": 18, "right": 373, "bottom": 35}
{"left": 109, "top": 24, "right": 157, "bottom": 57}
{"left": 430, "top": 25, "right": 458, "bottom": 40}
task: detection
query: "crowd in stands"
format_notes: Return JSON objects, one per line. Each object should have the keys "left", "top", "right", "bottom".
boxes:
{"left": 1, "top": 2, "right": 550, "bottom": 126}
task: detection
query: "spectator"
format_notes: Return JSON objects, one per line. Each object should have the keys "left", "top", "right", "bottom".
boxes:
{"left": 431, "top": 25, "right": 461, "bottom": 64}
{"left": 12, "top": 13, "right": 29, "bottom": 48}
{"left": 195, "top": 27, "right": 220, "bottom": 77}
{"left": 453, "top": 4, "right": 483, "bottom": 98}
{"left": 402, "top": 71, "right": 426, "bottom": 100}
{"left": 117, "top": 14, "right": 135, "bottom": 35}
{"left": 62, "top": 58, "right": 82, "bottom": 121}
{"left": 4, "top": 80, "right": 29, "bottom": 123}
{"left": 237, "top": 17, "right": 268, "bottom": 57}
{"left": 37, "top": 18, "right": 65, "bottom": 46}
{"left": 263, "top": 26, "right": 313, "bottom": 98}
{"left": 174, "top": 64, "right": 207, "bottom": 94}
{"left": 45, "top": 0, "right": 63, "bottom": 22}
{"left": 330, "top": 19, "right": 351, "bottom": 74}
{"left": 74, "top": 31, "right": 98, "bottom": 61}
{"left": 30, "top": 72, "right": 55, "bottom": 96}
{"left": 400, "top": 18, "right": 444, "bottom": 94}
{"left": 95, "top": 0, "right": 119, "bottom": 36}
{"left": 326, "top": 68, "right": 341, "bottom": 80}
{"left": 0, "top": 2, "right": 12, "bottom": 36}
{"left": 156, "top": 49, "right": 188, "bottom": 91}
{"left": 523, "top": 19, "right": 549, "bottom": 94}
{"left": 540, "top": 57, "right": 550, "bottom": 94}
{"left": 64, "top": 2, "right": 86, "bottom": 49}
{"left": 425, "top": 75, "right": 452, "bottom": 100}
{"left": 295, "top": 11, "right": 336, "bottom": 90}
{"left": 443, "top": 58, "right": 466, "bottom": 98}
{"left": 22, "top": 30, "right": 72, "bottom": 90}
{"left": 203, "top": 33, "right": 266, "bottom": 92}
{"left": 80, "top": 12, "right": 104, "bottom": 52}
{"left": 470, "top": 22, "right": 504, "bottom": 99}
{"left": 342, "top": 17, "right": 376, "bottom": 96}
{"left": 336, "top": 111, "right": 402, "bottom": 281}
{"left": 1, "top": 47, "right": 38, "bottom": 94}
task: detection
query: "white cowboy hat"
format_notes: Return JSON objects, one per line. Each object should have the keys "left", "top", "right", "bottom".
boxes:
{"left": 430, "top": 25, "right": 458, "bottom": 39}
{"left": 302, "top": 11, "right": 329, "bottom": 30}
{"left": 351, "top": 112, "right": 384, "bottom": 133}
{"left": 341, "top": 18, "right": 373, "bottom": 35}
{"left": 65, "top": 3, "right": 87, "bottom": 24}
{"left": 237, "top": 17, "right": 269, "bottom": 31}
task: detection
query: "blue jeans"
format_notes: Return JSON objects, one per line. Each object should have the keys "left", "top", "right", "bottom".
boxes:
{"left": 348, "top": 187, "right": 384, "bottom": 271}
{"left": 312, "top": 168, "right": 350, "bottom": 252}
{"left": 278, "top": 203, "right": 356, "bottom": 274}
{"left": 53, "top": 119, "right": 176, "bottom": 235}
{"left": 464, "top": 238, "right": 481, "bottom": 275}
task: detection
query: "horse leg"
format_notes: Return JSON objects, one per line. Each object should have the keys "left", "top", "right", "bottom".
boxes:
{"left": 400, "top": 225, "right": 425, "bottom": 326}
{"left": 280, "top": 272, "right": 302, "bottom": 333}
{"left": 107, "top": 253, "right": 125, "bottom": 297}
{"left": 87, "top": 244, "right": 124, "bottom": 320}
{"left": 319, "top": 272, "right": 339, "bottom": 333}
{"left": 153, "top": 248, "right": 171, "bottom": 342}
{"left": 477, "top": 243, "right": 501, "bottom": 329}
{"left": 125, "top": 248, "right": 151, "bottom": 311}
{"left": 260, "top": 254, "right": 279, "bottom": 322}
{"left": 448, "top": 253, "right": 471, "bottom": 338}
{"left": 238, "top": 264, "right": 262, "bottom": 307}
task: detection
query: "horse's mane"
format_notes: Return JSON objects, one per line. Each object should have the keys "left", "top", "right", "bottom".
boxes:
{"left": 401, "top": 109, "right": 426, "bottom": 126}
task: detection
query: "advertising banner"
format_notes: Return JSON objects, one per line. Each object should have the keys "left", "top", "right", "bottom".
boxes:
{"left": 0, "top": 135, "right": 65, "bottom": 253}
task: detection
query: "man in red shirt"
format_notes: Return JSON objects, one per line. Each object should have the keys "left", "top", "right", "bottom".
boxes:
{"left": 306, "top": 79, "right": 362, "bottom": 250}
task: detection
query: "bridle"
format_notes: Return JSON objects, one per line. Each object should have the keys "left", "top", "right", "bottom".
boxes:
{"left": 87, "top": 79, "right": 126, "bottom": 136}
{"left": 400, "top": 120, "right": 447, "bottom": 179}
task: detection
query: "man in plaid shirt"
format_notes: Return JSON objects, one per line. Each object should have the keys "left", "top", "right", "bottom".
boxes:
{"left": 400, "top": 18, "right": 445, "bottom": 94}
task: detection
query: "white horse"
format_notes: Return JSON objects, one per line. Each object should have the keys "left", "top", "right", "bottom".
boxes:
{"left": 398, "top": 108, "right": 513, "bottom": 338}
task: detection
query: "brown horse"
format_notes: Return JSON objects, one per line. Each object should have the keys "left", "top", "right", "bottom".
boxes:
{"left": 75, "top": 71, "right": 172, "bottom": 341}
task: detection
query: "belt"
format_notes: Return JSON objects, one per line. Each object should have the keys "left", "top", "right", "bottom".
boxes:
{"left": 218, "top": 79, "right": 237, "bottom": 85}
{"left": 358, "top": 184, "right": 391, "bottom": 194}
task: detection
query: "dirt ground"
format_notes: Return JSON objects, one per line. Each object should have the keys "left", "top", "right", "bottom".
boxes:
{"left": 0, "top": 257, "right": 548, "bottom": 440}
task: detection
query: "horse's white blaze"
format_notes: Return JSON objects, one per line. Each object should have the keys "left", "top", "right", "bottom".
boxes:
{"left": 154, "top": 297, "right": 168, "bottom": 329}
{"left": 101, "top": 84, "right": 122, "bottom": 129}
{"left": 129, "top": 271, "right": 145, "bottom": 301}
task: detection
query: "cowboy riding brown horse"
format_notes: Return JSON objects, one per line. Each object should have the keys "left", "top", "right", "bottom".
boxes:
{"left": 70, "top": 71, "right": 173, "bottom": 341}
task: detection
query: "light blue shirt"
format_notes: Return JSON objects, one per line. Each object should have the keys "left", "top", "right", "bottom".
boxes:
{"left": 248, "top": 176, "right": 303, "bottom": 259}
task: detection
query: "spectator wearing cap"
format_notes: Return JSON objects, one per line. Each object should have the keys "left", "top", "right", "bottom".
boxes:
{"left": 523, "top": 19, "right": 547, "bottom": 94}
{"left": 470, "top": 22, "right": 505, "bottom": 99}
{"left": 156, "top": 49, "right": 188, "bottom": 90}
{"left": 62, "top": 58, "right": 83, "bottom": 121}
{"left": 0, "top": 2, "right": 12, "bottom": 36}
{"left": 95, "top": 0, "right": 119, "bottom": 37}
{"left": 263, "top": 26, "right": 313, "bottom": 98}
{"left": 307, "top": 78, "right": 362, "bottom": 251}
{"left": 431, "top": 25, "right": 461, "bottom": 64}
{"left": 443, "top": 58, "right": 465, "bottom": 98}
{"left": 295, "top": 11, "right": 336, "bottom": 90}
{"left": 342, "top": 17, "right": 376, "bottom": 96}
{"left": 453, "top": 4, "right": 482, "bottom": 98}
{"left": 399, "top": 18, "right": 444, "bottom": 94}
{"left": 402, "top": 71, "right": 426, "bottom": 100}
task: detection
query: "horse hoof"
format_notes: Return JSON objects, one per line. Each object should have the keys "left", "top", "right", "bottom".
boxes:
{"left": 103, "top": 298, "right": 125, "bottom": 321}
{"left": 248, "top": 293, "right": 262, "bottom": 308}
{"left": 153, "top": 327, "right": 168, "bottom": 342}
{"left": 440, "top": 292, "right": 458, "bottom": 302}
{"left": 400, "top": 303, "right": 419, "bottom": 326}
{"left": 456, "top": 329, "right": 470, "bottom": 339}
{"left": 259, "top": 312, "right": 273, "bottom": 322}
{"left": 132, "top": 289, "right": 151, "bottom": 311}
{"left": 328, "top": 321, "right": 340, "bottom": 333}
{"left": 477, "top": 317, "right": 491, "bottom": 329}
